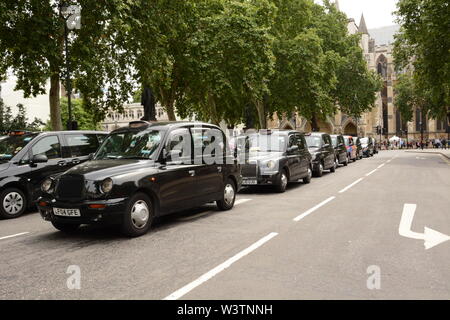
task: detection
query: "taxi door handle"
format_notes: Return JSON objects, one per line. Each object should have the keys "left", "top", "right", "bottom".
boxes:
{"left": 72, "top": 158, "right": 81, "bottom": 164}
{"left": 57, "top": 160, "right": 66, "bottom": 166}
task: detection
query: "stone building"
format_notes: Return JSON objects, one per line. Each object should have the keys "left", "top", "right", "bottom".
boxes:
{"left": 101, "top": 103, "right": 171, "bottom": 132}
{"left": 267, "top": 7, "right": 448, "bottom": 141}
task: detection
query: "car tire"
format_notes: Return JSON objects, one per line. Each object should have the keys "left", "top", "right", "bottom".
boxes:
{"left": 0, "top": 188, "right": 27, "bottom": 219}
{"left": 51, "top": 221, "right": 80, "bottom": 233}
{"left": 344, "top": 157, "right": 348, "bottom": 166}
{"left": 313, "top": 163, "right": 323, "bottom": 177}
{"left": 274, "top": 169, "right": 288, "bottom": 193}
{"left": 217, "top": 178, "right": 236, "bottom": 210}
{"left": 330, "top": 160, "right": 336, "bottom": 173}
{"left": 121, "top": 193, "right": 153, "bottom": 237}
{"left": 303, "top": 167, "right": 312, "bottom": 184}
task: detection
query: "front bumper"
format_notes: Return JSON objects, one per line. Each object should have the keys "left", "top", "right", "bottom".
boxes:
{"left": 37, "top": 197, "right": 128, "bottom": 225}
{"left": 241, "top": 172, "right": 281, "bottom": 186}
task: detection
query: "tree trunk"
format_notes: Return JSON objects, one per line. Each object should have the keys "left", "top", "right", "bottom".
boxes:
{"left": 166, "top": 100, "right": 176, "bottom": 121}
{"left": 311, "top": 113, "right": 320, "bottom": 132}
{"left": 49, "top": 73, "right": 63, "bottom": 131}
{"left": 255, "top": 100, "right": 267, "bottom": 129}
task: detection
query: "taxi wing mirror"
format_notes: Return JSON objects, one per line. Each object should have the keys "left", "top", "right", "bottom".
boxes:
{"left": 31, "top": 154, "right": 48, "bottom": 164}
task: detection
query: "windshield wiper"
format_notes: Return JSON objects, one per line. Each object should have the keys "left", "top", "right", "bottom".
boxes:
{"left": 120, "top": 156, "right": 150, "bottom": 160}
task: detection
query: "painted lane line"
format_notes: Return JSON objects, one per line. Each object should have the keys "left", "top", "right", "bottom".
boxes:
{"left": 234, "top": 198, "right": 252, "bottom": 205}
{"left": 365, "top": 168, "right": 378, "bottom": 176}
{"left": 293, "top": 196, "right": 336, "bottom": 222}
{"left": 0, "top": 232, "right": 29, "bottom": 241}
{"left": 377, "top": 163, "right": 386, "bottom": 169}
{"left": 163, "top": 232, "right": 278, "bottom": 300}
{"left": 338, "top": 178, "right": 363, "bottom": 193}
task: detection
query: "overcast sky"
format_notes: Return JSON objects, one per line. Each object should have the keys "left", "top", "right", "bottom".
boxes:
{"left": 316, "top": 0, "right": 399, "bottom": 29}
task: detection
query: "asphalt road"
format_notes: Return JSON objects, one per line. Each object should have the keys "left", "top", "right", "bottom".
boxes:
{"left": 0, "top": 150, "right": 449, "bottom": 299}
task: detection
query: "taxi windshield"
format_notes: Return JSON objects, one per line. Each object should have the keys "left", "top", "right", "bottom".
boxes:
{"left": 95, "top": 130, "right": 163, "bottom": 160}
{"left": 246, "top": 134, "right": 287, "bottom": 152}
{"left": 305, "top": 136, "right": 322, "bottom": 148}
{"left": 331, "top": 136, "right": 338, "bottom": 147}
{"left": 0, "top": 134, "right": 38, "bottom": 162}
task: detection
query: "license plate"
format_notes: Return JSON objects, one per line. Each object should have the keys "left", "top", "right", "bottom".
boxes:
{"left": 53, "top": 208, "right": 81, "bottom": 217}
{"left": 242, "top": 179, "right": 258, "bottom": 185}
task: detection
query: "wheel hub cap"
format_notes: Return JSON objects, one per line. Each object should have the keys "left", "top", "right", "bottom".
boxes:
{"left": 224, "top": 184, "right": 235, "bottom": 205}
{"left": 131, "top": 200, "right": 149, "bottom": 229}
{"left": 281, "top": 173, "right": 288, "bottom": 188}
{"left": 3, "top": 192, "right": 23, "bottom": 214}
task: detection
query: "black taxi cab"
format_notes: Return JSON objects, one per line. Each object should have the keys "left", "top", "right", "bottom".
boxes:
{"left": 304, "top": 132, "right": 336, "bottom": 177}
{"left": 37, "top": 121, "right": 241, "bottom": 237}
{"left": 0, "top": 130, "right": 107, "bottom": 219}
{"left": 238, "top": 130, "right": 312, "bottom": 193}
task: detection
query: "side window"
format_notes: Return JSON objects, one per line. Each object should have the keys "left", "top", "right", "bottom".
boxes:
{"left": 288, "top": 135, "right": 297, "bottom": 148}
{"left": 166, "top": 128, "right": 192, "bottom": 164}
{"left": 97, "top": 134, "right": 106, "bottom": 144}
{"left": 66, "top": 134, "right": 99, "bottom": 157}
{"left": 295, "top": 134, "right": 304, "bottom": 150}
{"left": 31, "top": 136, "right": 61, "bottom": 160}
{"left": 191, "top": 127, "right": 225, "bottom": 163}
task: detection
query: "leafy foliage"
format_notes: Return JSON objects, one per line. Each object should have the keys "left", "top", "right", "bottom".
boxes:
{"left": 393, "top": 0, "right": 449, "bottom": 119}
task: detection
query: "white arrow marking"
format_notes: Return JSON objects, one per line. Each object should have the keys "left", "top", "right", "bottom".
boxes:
{"left": 399, "top": 204, "right": 450, "bottom": 250}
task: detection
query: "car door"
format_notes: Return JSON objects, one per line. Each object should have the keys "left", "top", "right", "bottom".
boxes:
{"left": 285, "top": 134, "right": 301, "bottom": 179}
{"left": 191, "top": 126, "right": 224, "bottom": 203}
{"left": 337, "top": 136, "right": 346, "bottom": 162}
{"left": 62, "top": 133, "right": 101, "bottom": 168}
{"left": 158, "top": 128, "right": 198, "bottom": 213}
{"left": 296, "top": 134, "right": 310, "bottom": 177}
{"left": 323, "top": 134, "right": 334, "bottom": 168}
{"left": 26, "top": 134, "right": 69, "bottom": 201}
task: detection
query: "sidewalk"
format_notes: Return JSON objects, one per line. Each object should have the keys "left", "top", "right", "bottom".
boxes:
{"left": 405, "top": 148, "right": 450, "bottom": 160}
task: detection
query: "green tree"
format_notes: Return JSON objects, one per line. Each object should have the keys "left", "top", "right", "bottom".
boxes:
{"left": 0, "top": 1, "right": 135, "bottom": 130}
{"left": 44, "top": 98, "right": 101, "bottom": 131}
{"left": 393, "top": 0, "right": 449, "bottom": 120}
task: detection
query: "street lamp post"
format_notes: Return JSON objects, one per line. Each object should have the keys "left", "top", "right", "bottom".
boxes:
{"left": 60, "top": 3, "right": 81, "bottom": 130}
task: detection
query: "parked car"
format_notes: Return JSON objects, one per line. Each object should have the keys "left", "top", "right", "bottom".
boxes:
{"left": 37, "top": 121, "right": 241, "bottom": 237}
{"left": 331, "top": 134, "right": 348, "bottom": 167}
{"left": 0, "top": 130, "right": 107, "bottom": 219}
{"left": 360, "top": 137, "right": 374, "bottom": 157}
{"left": 353, "top": 137, "right": 363, "bottom": 160}
{"left": 343, "top": 135, "right": 357, "bottom": 162}
{"left": 304, "top": 132, "right": 336, "bottom": 177}
{"left": 239, "top": 130, "right": 312, "bottom": 193}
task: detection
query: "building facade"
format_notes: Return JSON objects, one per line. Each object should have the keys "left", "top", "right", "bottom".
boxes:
{"left": 267, "top": 7, "right": 448, "bottom": 141}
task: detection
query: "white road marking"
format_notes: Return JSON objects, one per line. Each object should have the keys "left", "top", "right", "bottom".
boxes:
{"left": 235, "top": 199, "right": 252, "bottom": 205}
{"left": 377, "top": 163, "right": 385, "bottom": 168}
{"left": 399, "top": 204, "right": 450, "bottom": 250}
{"left": 163, "top": 232, "right": 278, "bottom": 300}
{"left": 365, "top": 169, "right": 378, "bottom": 176}
{"left": 293, "top": 196, "right": 336, "bottom": 222}
{"left": 0, "top": 232, "right": 29, "bottom": 241}
{"left": 338, "top": 178, "right": 363, "bottom": 193}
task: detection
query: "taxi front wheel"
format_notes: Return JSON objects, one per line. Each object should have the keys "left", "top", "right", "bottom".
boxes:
{"left": 122, "top": 193, "right": 154, "bottom": 237}
{"left": 217, "top": 179, "right": 236, "bottom": 211}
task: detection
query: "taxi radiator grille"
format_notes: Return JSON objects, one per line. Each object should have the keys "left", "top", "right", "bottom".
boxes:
{"left": 56, "top": 176, "right": 85, "bottom": 200}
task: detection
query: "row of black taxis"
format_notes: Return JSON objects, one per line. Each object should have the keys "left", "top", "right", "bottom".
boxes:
{"left": 0, "top": 121, "right": 377, "bottom": 237}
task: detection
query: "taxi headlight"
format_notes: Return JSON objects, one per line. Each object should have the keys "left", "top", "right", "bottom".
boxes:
{"left": 266, "top": 160, "right": 276, "bottom": 169}
{"left": 41, "top": 178, "right": 53, "bottom": 192}
{"left": 100, "top": 178, "right": 113, "bottom": 193}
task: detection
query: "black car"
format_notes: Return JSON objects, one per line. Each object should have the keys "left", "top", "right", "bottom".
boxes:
{"left": 353, "top": 137, "right": 364, "bottom": 160}
{"left": 239, "top": 130, "right": 312, "bottom": 193}
{"left": 37, "top": 121, "right": 241, "bottom": 237}
{"left": 331, "top": 134, "right": 348, "bottom": 167}
{"left": 360, "top": 137, "right": 374, "bottom": 157}
{"left": 0, "top": 130, "right": 107, "bottom": 219}
{"left": 304, "top": 133, "right": 336, "bottom": 177}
